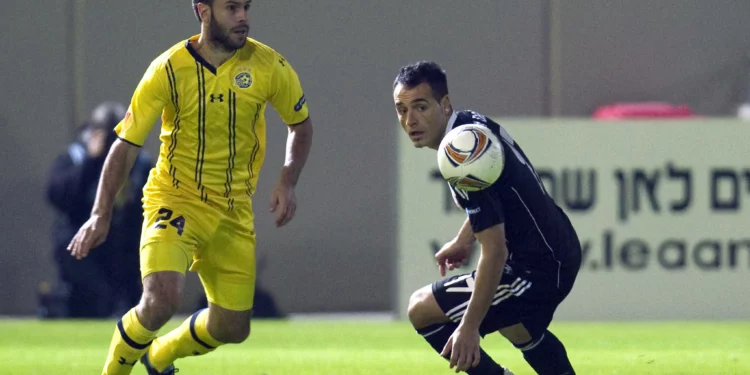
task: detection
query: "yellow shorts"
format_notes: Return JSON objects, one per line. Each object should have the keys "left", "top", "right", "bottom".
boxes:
{"left": 139, "top": 188, "right": 256, "bottom": 311}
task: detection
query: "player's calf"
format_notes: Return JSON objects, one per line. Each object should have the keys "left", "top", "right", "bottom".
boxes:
{"left": 146, "top": 303, "right": 252, "bottom": 371}
{"left": 510, "top": 329, "right": 575, "bottom": 375}
{"left": 100, "top": 271, "right": 184, "bottom": 375}
{"left": 146, "top": 308, "right": 222, "bottom": 372}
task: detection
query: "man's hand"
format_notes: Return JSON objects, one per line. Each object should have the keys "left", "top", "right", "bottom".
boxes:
{"left": 440, "top": 324, "right": 481, "bottom": 372}
{"left": 67, "top": 214, "right": 111, "bottom": 260}
{"left": 269, "top": 179, "right": 296, "bottom": 227}
{"left": 435, "top": 238, "right": 475, "bottom": 277}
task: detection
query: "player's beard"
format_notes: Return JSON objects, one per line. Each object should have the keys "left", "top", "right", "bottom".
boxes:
{"left": 208, "top": 13, "right": 247, "bottom": 51}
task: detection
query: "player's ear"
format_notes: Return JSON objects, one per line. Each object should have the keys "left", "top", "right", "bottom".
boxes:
{"left": 197, "top": 3, "right": 211, "bottom": 22}
{"left": 440, "top": 95, "right": 452, "bottom": 115}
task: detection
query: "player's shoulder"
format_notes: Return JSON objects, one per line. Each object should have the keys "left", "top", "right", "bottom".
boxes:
{"left": 143, "top": 38, "right": 194, "bottom": 72}
{"left": 237, "top": 37, "right": 284, "bottom": 67}
{"left": 452, "top": 109, "right": 508, "bottom": 156}
{"left": 452, "top": 110, "right": 497, "bottom": 129}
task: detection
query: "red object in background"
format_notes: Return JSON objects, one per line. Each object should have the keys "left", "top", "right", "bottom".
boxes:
{"left": 593, "top": 102, "right": 695, "bottom": 119}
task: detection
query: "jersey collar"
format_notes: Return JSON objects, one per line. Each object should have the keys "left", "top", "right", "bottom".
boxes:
{"left": 444, "top": 111, "right": 458, "bottom": 136}
{"left": 186, "top": 39, "right": 218, "bottom": 75}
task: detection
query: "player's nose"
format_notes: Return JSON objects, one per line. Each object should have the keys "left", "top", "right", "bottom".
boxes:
{"left": 405, "top": 112, "right": 419, "bottom": 127}
{"left": 237, "top": 11, "right": 248, "bottom": 23}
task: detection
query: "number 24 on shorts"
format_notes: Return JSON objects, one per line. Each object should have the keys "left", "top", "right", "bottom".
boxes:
{"left": 154, "top": 207, "right": 185, "bottom": 236}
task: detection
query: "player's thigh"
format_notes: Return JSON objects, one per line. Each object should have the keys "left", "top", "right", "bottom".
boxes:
{"left": 140, "top": 196, "right": 208, "bottom": 279}
{"left": 431, "top": 271, "right": 493, "bottom": 328}
{"left": 485, "top": 264, "right": 561, "bottom": 339}
{"left": 194, "top": 211, "right": 256, "bottom": 312}
{"left": 433, "top": 264, "right": 552, "bottom": 338}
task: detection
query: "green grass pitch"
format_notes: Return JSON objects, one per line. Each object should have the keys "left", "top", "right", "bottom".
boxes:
{"left": 1, "top": 319, "right": 748, "bottom": 374}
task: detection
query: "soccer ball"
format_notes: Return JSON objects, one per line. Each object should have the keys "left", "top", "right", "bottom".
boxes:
{"left": 437, "top": 124, "right": 504, "bottom": 191}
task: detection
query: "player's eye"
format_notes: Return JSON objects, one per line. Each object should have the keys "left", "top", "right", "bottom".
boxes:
{"left": 417, "top": 106, "right": 427, "bottom": 112}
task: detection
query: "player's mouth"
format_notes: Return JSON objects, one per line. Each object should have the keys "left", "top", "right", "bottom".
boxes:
{"left": 409, "top": 130, "right": 425, "bottom": 140}
{"left": 232, "top": 27, "right": 248, "bottom": 36}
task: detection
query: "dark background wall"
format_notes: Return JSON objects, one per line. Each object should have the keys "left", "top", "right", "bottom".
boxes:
{"left": 2, "top": 0, "right": 749, "bottom": 315}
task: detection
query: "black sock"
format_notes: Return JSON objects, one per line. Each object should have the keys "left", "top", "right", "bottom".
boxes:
{"left": 514, "top": 330, "right": 575, "bottom": 375}
{"left": 416, "top": 322, "right": 506, "bottom": 375}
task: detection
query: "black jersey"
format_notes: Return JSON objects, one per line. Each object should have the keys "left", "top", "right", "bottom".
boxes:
{"left": 446, "top": 110, "right": 581, "bottom": 271}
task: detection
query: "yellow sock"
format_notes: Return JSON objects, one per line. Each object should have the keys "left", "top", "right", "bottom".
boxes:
{"left": 101, "top": 308, "right": 158, "bottom": 375}
{"left": 148, "top": 308, "right": 223, "bottom": 371}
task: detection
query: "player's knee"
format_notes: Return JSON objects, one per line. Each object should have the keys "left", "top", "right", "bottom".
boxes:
{"left": 407, "top": 288, "right": 426, "bottom": 327}
{"left": 223, "top": 325, "right": 251, "bottom": 344}
{"left": 407, "top": 286, "right": 443, "bottom": 329}
{"left": 205, "top": 305, "right": 253, "bottom": 344}
{"left": 137, "top": 285, "right": 182, "bottom": 327}
{"left": 499, "top": 323, "right": 533, "bottom": 346}
{"left": 143, "top": 284, "right": 181, "bottom": 313}
{"left": 211, "top": 320, "right": 251, "bottom": 344}
{"left": 138, "top": 292, "right": 180, "bottom": 327}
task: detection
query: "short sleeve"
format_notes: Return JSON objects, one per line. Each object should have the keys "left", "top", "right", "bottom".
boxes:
{"left": 268, "top": 53, "right": 309, "bottom": 125}
{"left": 114, "top": 60, "right": 169, "bottom": 146}
{"left": 452, "top": 187, "right": 505, "bottom": 233}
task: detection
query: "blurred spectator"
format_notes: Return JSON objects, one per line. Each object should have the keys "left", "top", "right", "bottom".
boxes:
{"left": 44, "top": 102, "right": 153, "bottom": 318}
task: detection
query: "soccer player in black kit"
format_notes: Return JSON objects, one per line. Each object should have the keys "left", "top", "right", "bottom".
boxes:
{"left": 393, "top": 61, "right": 582, "bottom": 375}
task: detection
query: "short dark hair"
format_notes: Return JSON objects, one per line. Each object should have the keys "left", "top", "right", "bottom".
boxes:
{"left": 192, "top": 0, "right": 214, "bottom": 22}
{"left": 393, "top": 61, "right": 449, "bottom": 102}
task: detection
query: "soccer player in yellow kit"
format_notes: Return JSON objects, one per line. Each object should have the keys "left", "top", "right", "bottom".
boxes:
{"left": 67, "top": 1, "right": 314, "bottom": 374}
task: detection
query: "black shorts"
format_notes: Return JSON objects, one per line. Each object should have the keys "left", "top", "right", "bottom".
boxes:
{"left": 432, "top": 257, "right": 579, "bottom": 340}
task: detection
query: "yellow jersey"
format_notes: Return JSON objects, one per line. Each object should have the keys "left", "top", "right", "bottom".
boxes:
{"left": 115, "top": 35, "right": 309, "bottom": 211}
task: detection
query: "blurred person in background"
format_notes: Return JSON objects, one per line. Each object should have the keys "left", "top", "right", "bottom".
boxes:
{"left": 46, "top": 102, "right": 153, "bottom": 318}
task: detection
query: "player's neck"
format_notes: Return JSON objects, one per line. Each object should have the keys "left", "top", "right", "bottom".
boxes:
{"left": 194, "top": 35, "right": 236, "bottom": 68}
{"left": 427, "top": 122, "right": 449, "bottom": 150}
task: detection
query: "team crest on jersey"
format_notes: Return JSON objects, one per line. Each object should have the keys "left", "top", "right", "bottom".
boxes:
{"left": 234, "top": 72, "right": 252, "bottom": 88}
{"left": 232, "top": 65, "right": 252, "bottom": 89}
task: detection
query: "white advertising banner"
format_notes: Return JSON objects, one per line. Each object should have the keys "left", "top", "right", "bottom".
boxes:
{"left": 397, "top": 119, "right": 750, "bottom": 320}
